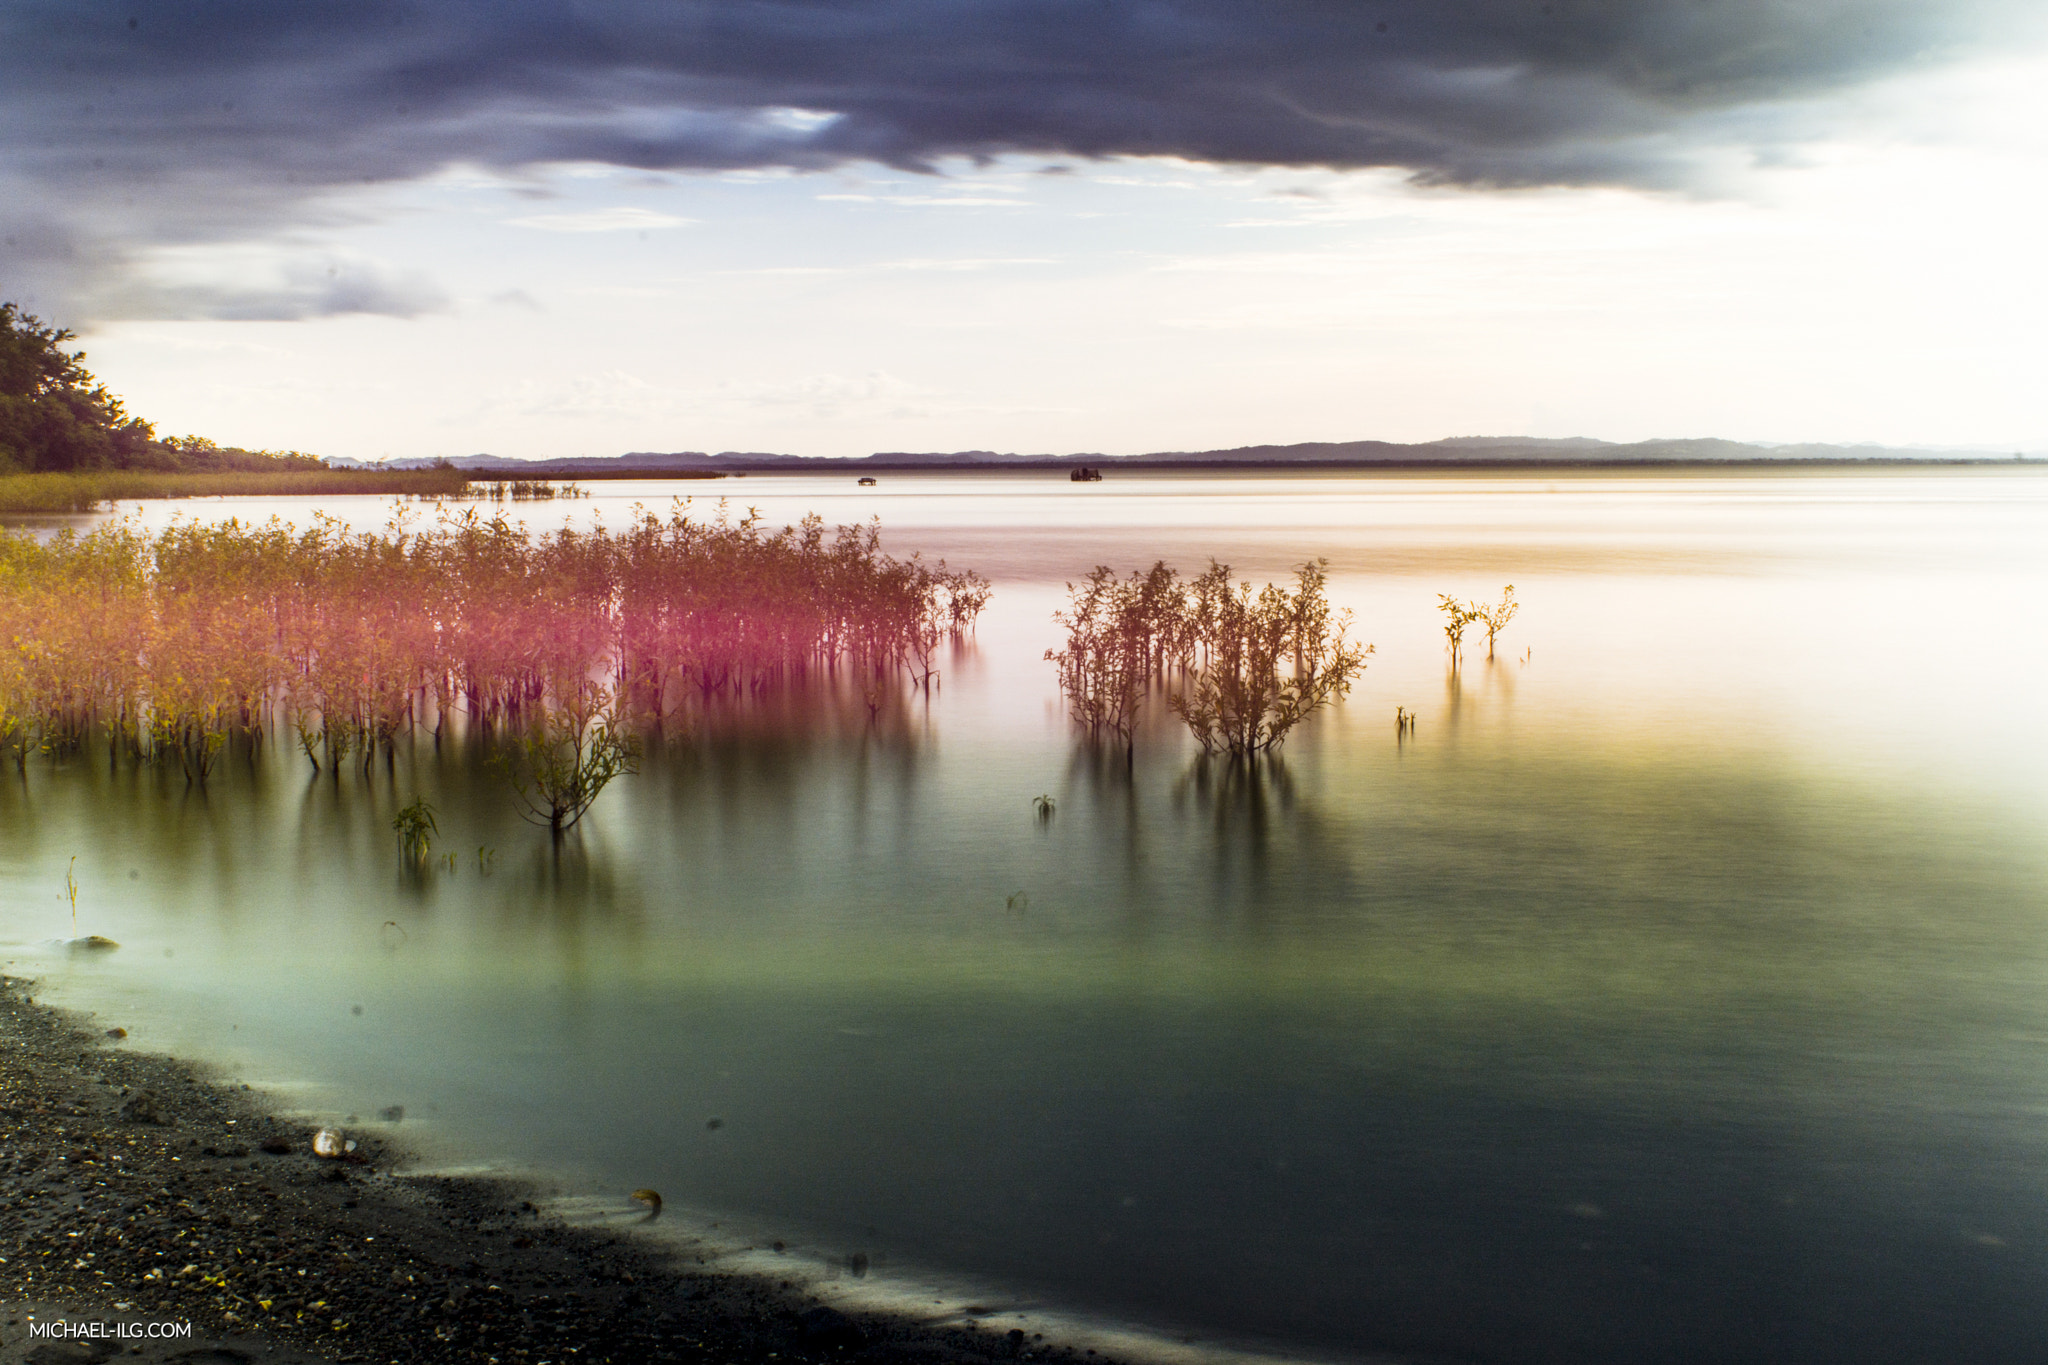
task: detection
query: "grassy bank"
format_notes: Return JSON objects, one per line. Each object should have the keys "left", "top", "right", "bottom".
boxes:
{"left": 0, "top": 466, "right": 472, "bottom": 513}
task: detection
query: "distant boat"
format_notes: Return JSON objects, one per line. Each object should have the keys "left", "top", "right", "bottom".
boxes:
{"left": 857, "top": 477, "right": 877, "bottom": 486}
{"left": 1069, "top": 466, "right": 1103, "bottom": 482}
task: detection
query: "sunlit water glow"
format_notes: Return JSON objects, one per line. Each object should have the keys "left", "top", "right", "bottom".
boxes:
{"left": 6, "top": 469, "right": 2048, "bottom": 1364}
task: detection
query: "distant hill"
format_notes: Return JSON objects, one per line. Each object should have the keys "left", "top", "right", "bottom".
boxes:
{"left": 325, "top": 451, "right": 733, "bottom": 477}
{"left": 328, "top": 436, "right": 2033, "bottom": 473}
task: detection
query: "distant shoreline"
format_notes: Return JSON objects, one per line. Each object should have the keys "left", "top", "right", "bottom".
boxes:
{"left": 458, "top": 456, "right": 2037, "bottom": 478}
{"left": 341, "top": 433, "right": 2038, "bottom": 478}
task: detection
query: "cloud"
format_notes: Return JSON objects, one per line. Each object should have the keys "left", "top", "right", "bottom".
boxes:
{"left": 505, "top": 207, "right": 695, "bottom": 232}
{"left": 2, "top": 0, "right": 2039, "bottom": 321}
{"left": 92, "top": 249, "right": 449, "bottom": 321}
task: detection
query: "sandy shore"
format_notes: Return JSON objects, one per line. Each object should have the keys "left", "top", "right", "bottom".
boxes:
{"left": 0, "top": 974, "right": 1108, "bottom": 1365}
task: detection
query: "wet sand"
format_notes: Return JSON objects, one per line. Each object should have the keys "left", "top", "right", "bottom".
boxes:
{"left": 0, "top": 974, "right": 1109, "bottom": 1365}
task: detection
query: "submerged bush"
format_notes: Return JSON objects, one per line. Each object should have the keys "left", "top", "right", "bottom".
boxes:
{"left": 498, "top": 683, "right": 642, "bottom": 835}
{"left": 1436, "top": 593, "right": 1478, "bottom": 669}
{"left": 1168, "top": 560, "right": 1370, "bottom": 757}
{"left": 1045, "top": 566, "right": 1154, "bottom": 756}
{"left": 1438, "top": 584, "right": 1518, "bottom": 665}
{"left": 1475, "top": 584, "right": 1518, "bottom": 659}
{"left": 1049, "top": 557, "right": 1369, "bottom": 758}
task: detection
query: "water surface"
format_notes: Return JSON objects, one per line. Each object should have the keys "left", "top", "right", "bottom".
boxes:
{"left": 7, "top": 469, "right": 2048, "bottom": 1364}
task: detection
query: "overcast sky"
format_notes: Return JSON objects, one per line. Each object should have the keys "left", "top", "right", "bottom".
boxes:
{"left": 4, "top": 0, "right": 2045, "bottom": 460}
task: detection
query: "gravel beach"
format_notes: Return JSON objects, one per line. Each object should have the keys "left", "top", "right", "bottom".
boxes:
{"left": 0, "top": 974, "right": 1111, "bottom": 1365}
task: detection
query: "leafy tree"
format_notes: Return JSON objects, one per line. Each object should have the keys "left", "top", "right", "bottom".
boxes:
{"left": 0, "top": 302, "right": 156, "bottom": 472}
{"left": 0, "top": 300, "right": 324, "bottom": 474}
{"left": 160, "top": 434, "right": 324, "bottom": 473}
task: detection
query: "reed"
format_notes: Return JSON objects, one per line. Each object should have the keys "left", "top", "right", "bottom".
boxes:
{"left": 393, "top": 799, "right": 438, "bottom": 865}
{"left": 456, "top": 479, "right": 590, "bottom": 503}
{"left": 0, "top": 467, "right": 471, "bottom": 513}
{"left": 0, "top": 502, "right": 988, "bottom": 824}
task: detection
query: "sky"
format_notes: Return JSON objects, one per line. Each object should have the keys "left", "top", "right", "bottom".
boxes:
{"left": 3, "top": 0, "right": 2046, "bottom": 462}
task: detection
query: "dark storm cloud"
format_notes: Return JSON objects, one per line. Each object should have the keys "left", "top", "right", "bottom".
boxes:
{"left": 0, "top": 0, "right": 2031, "bottom": 319}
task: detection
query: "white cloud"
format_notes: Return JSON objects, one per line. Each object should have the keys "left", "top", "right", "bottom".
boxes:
{"left": 757, "top": 107, "right": 843, "bottom": 133}
{"left": 505, "top": 207, "right": 695, "bottom": 232}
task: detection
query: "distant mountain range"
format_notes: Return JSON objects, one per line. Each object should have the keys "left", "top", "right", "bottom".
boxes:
{"left": 325, "top": 435, "right": 2034, "bottom": 474}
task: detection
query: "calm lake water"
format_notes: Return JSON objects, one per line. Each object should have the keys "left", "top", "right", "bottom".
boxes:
{"left": 8, "top": 469, "right": 2048, "bottom": 1364}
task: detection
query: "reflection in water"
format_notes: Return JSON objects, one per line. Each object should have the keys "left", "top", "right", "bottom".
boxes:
{"left": 6, "top": 471, "right": 2048, "bottom": 1365}
{"left": 1172, "top": 754, "right": 1296, "bottom": 889}
{"left": 8, "top": 656, "right": 2048, "bottom": 1365}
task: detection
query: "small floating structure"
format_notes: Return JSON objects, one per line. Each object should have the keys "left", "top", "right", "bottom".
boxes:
{"left": 1069, "top": 466, "right": 1103, "bottom": 482}
{"left": 857, "top": 476, "right": 877, "bottom": 486}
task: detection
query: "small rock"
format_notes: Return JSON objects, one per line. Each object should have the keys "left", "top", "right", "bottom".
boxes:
{"left": 258, "top": 1137, "right": 293, "bottom": 1155}
{"left": 118, "top": 1090, "right": 168, "bottom": 1125}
